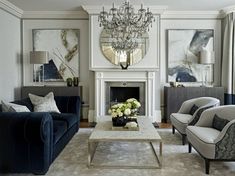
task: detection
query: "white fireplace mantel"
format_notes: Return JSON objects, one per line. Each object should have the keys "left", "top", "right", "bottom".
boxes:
{"left": 94, "top": 71, "right": 158, "bottom": 122}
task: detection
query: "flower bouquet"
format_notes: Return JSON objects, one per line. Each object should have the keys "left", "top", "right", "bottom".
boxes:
{"left": 108, "top": 98, "right": 141, "bottom": 127}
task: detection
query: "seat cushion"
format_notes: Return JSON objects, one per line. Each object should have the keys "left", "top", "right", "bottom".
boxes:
{"left": 50, "top": 113, "right": 78, "bottom": 129}
{"left": 53, "top": 120, "right": 67, "bottom": 144}
{"left": 170, "top": 113, "right": 193, "bottom": 134}
{"left": 186, "top": 126, "right": 220, "bottom": 159}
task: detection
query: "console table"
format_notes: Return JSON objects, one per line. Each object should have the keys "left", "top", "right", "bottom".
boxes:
{"left": 21, "top": 86, "right": 82, "bottom": 98}
{"left": 163, "top": 86, "right": 224, "bottom": 122}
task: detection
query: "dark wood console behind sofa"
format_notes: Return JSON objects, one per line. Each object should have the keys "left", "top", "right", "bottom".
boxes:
{"left": 164, "top": 86, "right": 224, "bottom": 122}
{"left": 21, "top": 86, "right": 82, "bottom": 98}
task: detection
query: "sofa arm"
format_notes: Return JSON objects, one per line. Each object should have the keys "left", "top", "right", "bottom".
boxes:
{"left": 213, "top": 120, "right": 235, "bottom": 159}
{"left": 0, "top": 112, "right": 53, "bottom": 174}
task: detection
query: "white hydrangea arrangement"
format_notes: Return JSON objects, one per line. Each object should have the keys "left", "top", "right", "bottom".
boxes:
{"left": 108, "top": 98, "right": 141, "bottom": 118}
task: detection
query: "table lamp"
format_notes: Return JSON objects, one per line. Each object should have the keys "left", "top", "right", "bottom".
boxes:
{"left": 200, "top": 50, "right": 215, "bottom": 86}
{"left": 30, "top": 51, "right": 48, "bottom": 84}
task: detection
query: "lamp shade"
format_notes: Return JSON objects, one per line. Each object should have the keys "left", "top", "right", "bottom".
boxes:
{"left": 30, "top": 51, "right": 48, "bottom": 64}
{"left": 200, "top": 50, "right": 215, "bottom": 64}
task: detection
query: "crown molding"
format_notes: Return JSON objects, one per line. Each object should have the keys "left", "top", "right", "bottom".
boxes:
{"left": 161, "top": 11, "right": 223, "bottom": 19}
{"left": 22, "top": 10, "right": 88, "bottom": 19}
{"left": 82, "top": 5, "right": 168, "bottom": 15}
{"left": 0, "top": 0, "right": 23, "bottom": 18}
{"left": 220, "top": 5, "right": 235, "bottom": 17}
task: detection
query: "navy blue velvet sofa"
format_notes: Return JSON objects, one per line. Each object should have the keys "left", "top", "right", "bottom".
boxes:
{"left": 0, "top": 96, "right": 81, "bottom": 175}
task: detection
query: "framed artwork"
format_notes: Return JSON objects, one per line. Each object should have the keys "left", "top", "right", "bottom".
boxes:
{"left": 33, "top": 29, "right": 80, "bottom": 82}
{"left": 167, "top": 29, "right": 214, "bottom": 83}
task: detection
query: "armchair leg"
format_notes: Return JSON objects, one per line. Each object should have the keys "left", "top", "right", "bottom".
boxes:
{"left": 172, "top": 126, "right": 175, "bottom": 134}
{"left": 205, "top": 159, "right": 210, "bottom": 174}
{"left": 188, "top": 143, "right": 192, "bottom": 153}
{"left": 182, "top": 134, "right": 186, "bottom": 145}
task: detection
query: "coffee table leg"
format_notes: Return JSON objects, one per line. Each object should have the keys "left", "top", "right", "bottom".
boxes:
{"left": 88, "top": 141, "right": 98, "bottom": 168}
{"left": 159, "top": 141, "right": 162, "bottom": 167}
{"left": 150, "top": 141, "right": 162, "bottom": 168}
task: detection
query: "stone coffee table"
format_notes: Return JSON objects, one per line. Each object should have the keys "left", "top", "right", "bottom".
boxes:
{"left": 88, "top": 116, "right": 162, "bottom": 169}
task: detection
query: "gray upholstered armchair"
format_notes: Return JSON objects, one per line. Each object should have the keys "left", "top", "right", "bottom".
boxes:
{"left": 170, "top": 97, "right": 220, "bottom": 145}
{"left": 186, "top": 105, "right": 235, "bottom": 174}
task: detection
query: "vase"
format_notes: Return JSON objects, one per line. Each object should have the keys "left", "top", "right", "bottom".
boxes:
{"left": 66, "top": 78, "right": 73, "bottom": 87}
{"left": 112, "top": 116, "right": 128, "bottom": 127}
{"left": 73, "top": 77, "right": 79, "bottom": 86}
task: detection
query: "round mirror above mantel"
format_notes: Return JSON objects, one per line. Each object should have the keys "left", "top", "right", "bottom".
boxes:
{"left": 99, "top": 29, "right": 149, "bottom": 68}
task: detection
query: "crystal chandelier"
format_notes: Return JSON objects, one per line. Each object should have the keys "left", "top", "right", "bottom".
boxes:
{"left": 98, "top": 1, "right": 155, "bottom": 53}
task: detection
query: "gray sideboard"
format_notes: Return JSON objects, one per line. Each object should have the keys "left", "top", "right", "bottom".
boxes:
{"left": 21, "top": 86, "right": 82, "bottom": 98}
{"left": 163, "top": 86, "right": 224, "bottom": 123}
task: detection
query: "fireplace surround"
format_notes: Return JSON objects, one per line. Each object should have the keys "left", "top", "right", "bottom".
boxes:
{"left": 94, "top": 71, "right": 158, "bottom": 122}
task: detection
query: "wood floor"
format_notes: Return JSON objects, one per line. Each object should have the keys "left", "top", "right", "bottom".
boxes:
{"left": 80, "top": 119, "right": 172, "bottom": 129}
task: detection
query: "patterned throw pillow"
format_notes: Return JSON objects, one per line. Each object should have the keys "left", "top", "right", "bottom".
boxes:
{"left": 1, "top": 101, "right": 30, "bottom": 112}
{"left": 212, "top": 114, "right": 230, "bottom": 131}
{"left": 189, "top": 105, "right": 214, "bottom": 125}
{"left": 189, "top": 104, "right": 199, "bottom": 115}
{"left": 29, "top": 92, "right": 60, "bottom": 113}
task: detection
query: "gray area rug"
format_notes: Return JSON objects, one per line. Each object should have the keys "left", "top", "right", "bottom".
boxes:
{"left": 4, "top": 128, "right": 235, "bottom": 176}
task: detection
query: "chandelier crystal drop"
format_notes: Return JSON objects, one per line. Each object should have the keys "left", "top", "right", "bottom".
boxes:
{"left": 98, "top": 1, "right": 155, "bottom": 53}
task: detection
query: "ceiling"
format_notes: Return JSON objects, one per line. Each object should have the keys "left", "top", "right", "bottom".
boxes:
{"left": 7, "top": 0, "right": 235, "bottom": 11}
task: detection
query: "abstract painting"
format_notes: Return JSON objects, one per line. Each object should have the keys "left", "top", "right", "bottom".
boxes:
{"left": 33, "top": 29, "right": 79, "bottom": 82}
{"left": 167, "top": 29, "right": 214, "bottom": 83}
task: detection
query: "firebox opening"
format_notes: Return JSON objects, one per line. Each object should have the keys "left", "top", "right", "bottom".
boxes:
{"left": 110, "top": 87, "right": 140, "bottom": 104}
{"left": 105, "top": 82, "right": 145, "bottom": 115}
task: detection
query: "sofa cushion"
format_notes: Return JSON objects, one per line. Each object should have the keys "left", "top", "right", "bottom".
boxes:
{"left": 12, "top": 98, "right": 34, "bottom": 111}
{"left": 29, "top": 92, "right": 60, "bottom": 113}
{"left": 170, "top": 113, "right": 193, "bottom": 134}
{"left": 186, "top": 126, "right": 220, "bottom": 159}
{"left": 1, "top": 101, "right": 30, "bottom": 112}
{"left": 212, "top": 114, "right": 230, "bottom": 131}
{"left": 50, "top": 113, "right": 78, "bottom": 129}
{"left": 53, "top": 120, "right": 67, "bottom": 144}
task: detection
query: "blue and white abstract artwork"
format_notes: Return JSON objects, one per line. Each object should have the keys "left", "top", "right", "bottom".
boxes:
{"left": 167, "top": 29, "right": 214, "bottom": 83}
{"left": 33, "top": 29, "right": 79, "bottom": 82}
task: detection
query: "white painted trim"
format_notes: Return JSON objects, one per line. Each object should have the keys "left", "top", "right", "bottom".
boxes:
{"left": 161, "top": 11, "right": 223, "bottom": 19}
{"left": 22, "top": 10, "right": 88, "bottom": 19}
{"left": 221, "top": 5, "right": 235, "bottom": 17}
{"left": 0, "top": 0, "right": 23, "bottom": 18}
{"left": 94, "top": 71, "right": 157, "bottom": 122}
{"left": 82, "top": 5, "right": 168, "bottom": 15}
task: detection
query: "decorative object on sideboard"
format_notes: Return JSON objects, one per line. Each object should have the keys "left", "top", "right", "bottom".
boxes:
{"left": 66, "top": 78, "right": 73, "bottom": 87}
{"left": 167, "top": 29, "right": 214, "bottom": 83}
{"left": 30, "top": 51, "right": 48, "bottom": 85}
{"left": 200, "top": 49, "right": 215, "bottom": 87}
{"left": 98, "top": 1, "right": 154, "bottom": 69}
{"left": 33, "top": 29, "right": 80, "bottom": 82}
{"left": 73, "top": 77, "right": 79, "bottom": 86}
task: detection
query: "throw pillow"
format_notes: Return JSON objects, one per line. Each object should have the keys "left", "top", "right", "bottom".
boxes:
{"left": 1, "top": 101, "right": 30, "bottom": 112}
{"left": 189, "top": 104, "right": 199, "bottom": 115}
{"left": 189, "top": 105, "right": 214, "bottom": 125}
{"left": 212, "top": 114, "right": 230, "bottom": 131}
{"left": 29, "top": 92, "right": 60, "bottom": 113}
